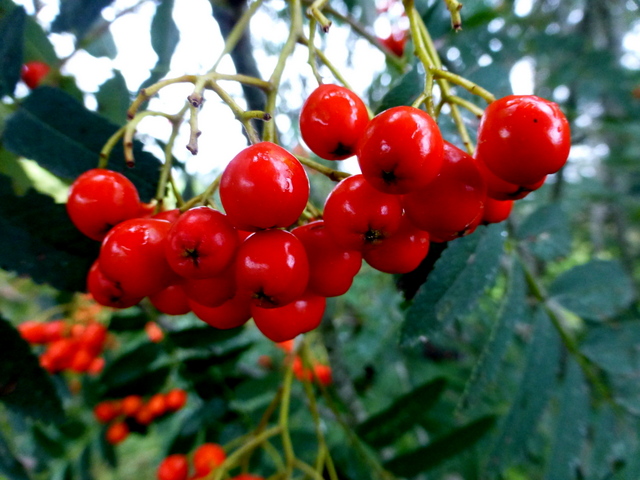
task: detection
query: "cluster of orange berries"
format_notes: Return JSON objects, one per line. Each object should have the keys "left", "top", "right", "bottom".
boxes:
{"left": 94, "top": 388, "right": 188, "bottom": 444}
{"left": 18, "top": 318, "right": 108, "bottom": 375}
{"left": 259, "top": 340, "right": 332, "bottom": 386}
{"left": 157, "top": 443, "right": 262, "bottom": 480}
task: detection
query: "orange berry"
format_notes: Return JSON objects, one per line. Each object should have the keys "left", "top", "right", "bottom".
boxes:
{"left": 193, "top": 443, "right": 226, "bottom": 477}
{"left": 105, "top": 421, "right": 129, "bottom": 445}
{"left": 93, "top": 400, "right": 122, "bottom": 423}
{"left": 157, "top": 454, "right": 189, "bottom": 480}
{"left": 87, "top": 356, "right": 105, "bottom": 376}
{"left": 313, "top": 364, "right": 333, "bottom": 386}
{"left": 147, "top": 393, "right": 168, "bottom": 418}
{"left": 121, "top": 395, "right": 144, "bottom": 417}
{"left": 145, "top": 321, "right": 164, "bottom": 343}
{"left": 18, "top": 320, "right": 47, "bottom": 344}
{"left": 165, "top": 389, "right": 187, "bottom": 412}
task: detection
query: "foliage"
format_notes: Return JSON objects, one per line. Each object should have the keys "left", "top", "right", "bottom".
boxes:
{"left": 0, "top": 0, "right": 639, "bottom": 479}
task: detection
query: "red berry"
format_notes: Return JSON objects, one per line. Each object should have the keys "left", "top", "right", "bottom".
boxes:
{"left": 164, "top": 206, "right": 239, "bottom": 279}
{"left": 193, "top": 443, "right": 226, "bottom": 477}
{"left": 87, "top": 357, "right": 105, "bottom": 375}
{"left": 153, "top": 208, "right": 181, "bottom": 223}
{"left": 99, "top": 218, "right": 177, "bottom": 298}
{"left": 121, "top": 395, "right": 144, "bottom": 417}
{"left": 380, "top": 29, "right": 407, "bottom": 57}
{"left": 220, "top": 142, "right": 310, "bottom": 231}
{"left": 21, "top": 60, "right": 51, "bottom": 89}
{"left": 87, "top": 260, "right": 144, "bottom": 309}
{"left": 105, "top": 421, "right": 129, "bottom": 445}
{"left": 323, "top": 174, "right": 403, "bottom": 251}
{"left": 357, "top": 106, "right": 444, "bottom": 194}
{"left": 69, "top": 349, "right": 94, "bottom": 373}
{"left": 299, "top": 84, "right": 369, "bottom": 160}
{"left": 42, "top": 338, "right": 78, "bottom": 372}
{"left": 403, "top": 141, "right": 486, "bottom": 241}
{"left": 146, "top": 393, "right": 168, "bottom": 419}
{"left": 157, "top": 454, "right": 189, "bottom": 480}
{"left": 235, "top": 229, "right": 309, "bottom": 308}
{"left": 149, "top": 284, "right": 192, "bottom": 316}
{"left": 475, "top": 95, "right": 571, "bottom": 185}
{"left": 251, "top": 292, "right": 326, "bottom": 342}
{"left": 18, "top": 320, "right": 47, "bottom": 344}
{"left": 41, "top": 320, "right": 66, "bottom": 343}
{"left": 313, "top": 364, "right": 333, "bottom": 386}
{"left": 482, "top": 197, "right": 514, "bottom": 225}
{"left": 180, "top": 273, "right": 236, "bottom": 308}
{"left": 362, "top": 216, "right": 430, "bottom": 274}
{"left": 291, "top": 220, "right": 362, "bottom": 297}
{"left": 231, "top": 474, "right": 264, "bottom": 480}
{"left": 165, "top": 389, "right": 187, "bottom": 411}
{"left": 476, "top": 154, "right": 546, "bottom": 200}
{"left": 93, "top": 400, "right": 122, "bottom": 424}
{"left": 189, "top": 291, "right": 252, "bottom": 330}
{"left": 66, "top": 169, "right": 141, "bottom": 241}
{"left": 78, "top": 322, "right": 108, "bottom": 356}
{"left": 145, "top": 321, "right": 165, "bottom": 343}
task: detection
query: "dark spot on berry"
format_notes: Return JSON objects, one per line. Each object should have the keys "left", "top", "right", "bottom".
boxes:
{"left": 330, "top": 142, "right": 352, "bottom": 158}
{"left": 533, "top": 118, "right": 538, "bottom": 123}
{"left": 364, "top": 229, "right": 384, "bottom": 244}
{"left": 184, "top": 248, "right": 200, "bottom": 267}
{"left": 381, "top": 170, "right": 397, "bottom": 184}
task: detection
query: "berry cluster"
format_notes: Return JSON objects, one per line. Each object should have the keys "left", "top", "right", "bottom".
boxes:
{"left": 94, "top": 389, "right": 187, "bottom": 444}
{"left": 157, "top": 443, "right": 227, "bottom": 480}
{"left": 258, "top": 340, "right": 333, "bottom": 386}
{"left": 18, "top": 318, "right": 108, "bottom": 375}
{"left": 67, "top": 84, "right": 569, "bottom": 346}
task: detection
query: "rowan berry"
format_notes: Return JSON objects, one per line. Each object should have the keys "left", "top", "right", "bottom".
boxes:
{"left": 149, "top": 284, "right": 192, "bottom": 316}
{"left": 482, "top": 198, "right": 514, "bottom": 225}
{"left": 165, "top": 388, "right": 187, "bottom": 411}
{"left": 193, "top": 443, "right": 226, "bottom": 477}
{"left": 157, "top": 454, "right": 189, "bottom": 480}
{"left": 105, "top": 421, "right": 129, "bottom": 445}
{"left": 251, "top": 292, "right": 326, "bottom": 342}
{"left": 86, "top": 260, "right": 144, "bottom": 309}
{"left": 189, "top": 291, "right": 252, "bottom": 330}
{"left": 21, "top": 60, "right": 51, "bottom": 89}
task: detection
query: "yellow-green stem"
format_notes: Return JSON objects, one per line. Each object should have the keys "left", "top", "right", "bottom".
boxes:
{"left": 306, "top": 0, "right": 332, "bottom": 32}
{"left": 278, "top": 354, "right": 297, "bottom": 474}
{"left": 443, "top": 0, "right": 463, "bottom": 30}
{"left": 296, "top": 155, "right": 350, "bottom": 182}
{"left": 99, "top": 126, "right": 126, "bottom": 168}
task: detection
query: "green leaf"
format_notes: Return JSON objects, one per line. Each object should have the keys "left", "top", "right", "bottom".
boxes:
{"left": 96, "top": 70, "right": 131, "bottom": 125}
{"left": 485, "top": 308, "right": 561, "bottom": 473}
{"left": 23, "top": 9, "right": 57, "bottom": 65}
{"left": 0, "top": 174, "right": 99, "bottom": 292}
{"left": 580, "top": 320, "right": 640, "bottom": 375}
{"left": 356, "top": 377, "right": 447, "bottom": 448}
{"left": 2, "top": 86, "right": 161, "bottom": 201}
{"left": 549, "top": 260, "right": 635, "bottom": 322}
{"left": 375, "top": 64, "right": 424, "bottom": 114}
{"left": 515, "top": 203, "right": 572, "bottom": 261}
{"left": 51, "top": 0, "right": 113, "bottom": 39}
{"left": 0, "top": 429, "right": 30, "bottom": 480}
{"left": 0, "top": 6, "right": 25, "bottom": 98}
{"left": 384, "top": 415, "right": 497, "bottom": 475}
{"left": 402, "top": 224, "right": 505, "bottom": 346}
{"left": 0, "top": 147, "right": 31, "bottom": 195}
{"left": 543, "top": 358, "right": 589, "bottom": 480}
{"left": 139, "top": 0, "right": 179, "bottom": 90}
{"left": 0, "top": 316, "right": 64, "bottom": 424}
{"left": 85, "top": 29, "right": 117, "bottom": 59}
{"left": 458, "top": 258, "right": 528, "bottom": 411}
{"left": 168, "top": 325, "right": 249, "bottom": 360}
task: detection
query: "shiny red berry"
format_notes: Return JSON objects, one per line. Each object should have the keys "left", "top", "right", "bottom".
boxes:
{"left": 475, "top": 95, "right": 571, "bottom": 185}
{"left": 323, "top": 174, "right": 403, "bottom": 251}
{"left": 189, "top": 291, "right": 252, "bottom": 330}
{"left": 299, "top": 84, "right": 370, "bottom": 160}
{"left": 193, "top": 443, "right": 226, "bottom": 477}
{"left": 148, "top": 284, "right": 191, "bottom": 315}
{"left": 357, "top": 106, "right": 444, "bottom": 194}
{"left": 66, "top": 169, "right": 141, "bottom": 241}
{"left": 235, "top": 229, "right": 309, "bottom": 308}
{"left": 164, "top": 206, "right": 239, "bottom": 279}
{"left": 180, "top": 272, "right": 236, "bottom": 308}
{"left": 219, "top": 142, "right": 310, "bottom": 231}
{"left": 482, "top": 197, "right": 514, "bottom": 225}
{"left": 476, "top": 152, "right": 546, "bottom": 200}
{"left": 157, "top": 454, "right": 189, "bottom": 480}
{"left": 87, "top": 260, "right": 144, "bottom": 309}
{"left": 21, "top": 60, "right": 51, "bottom": 89}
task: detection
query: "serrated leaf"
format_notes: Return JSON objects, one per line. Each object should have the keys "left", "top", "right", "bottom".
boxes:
{"left": 356, "top": 377, "right": 447, "bottom": 448}
{"left": 384, "top": 415, "right": 497, "bottom": 476}
{"left": 580, "top": 321, "right": 640, "bottom": 375}
{"left": 0, "top": 316, "right": 64, "bottom": 424}
{"left": 0, "top": 429, "right": 30, "bottom": 480}
{"left": 485, "top": 308, "right": 561, "bottom": 472}
{"left": 458, "top": 258, "right": 527, "bottom": 411}
{"left": 375, "top": 64, "right": 424, "bottom": 114}
{"left": 549, "top": 260, "right": 635, "bottom": 322}
{"left": 0, "top": 174, "right": 99, "bottom": 292}
{"left": 139, "top": 0, "right": 179, "bottom": 91}
{"left": 401, "top": 224, "right": 505, "bottom": 346}
{"left": 543, "top": 358, "right": 589, "bottom": 480}
{"left": 515, "top": 203, "right": 572, "bottom": 261}
{"left": 2, "top": 86, "right": 161, "bottom": 201}
{"left": 96, "top": 70, "right": 130, "bottom": 125}
{"left": 51, "top": 0, "right": 113, "bottom": 39}
{"left": 0, "top": 6, "right": 25, "bottom": 98}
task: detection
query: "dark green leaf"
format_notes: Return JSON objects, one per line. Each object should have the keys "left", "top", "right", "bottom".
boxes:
{"left": 402, "top": 224, "right": 505, "bottom": 346}
{"left": 0, "top": 429, "right": 30, "bottom": 480}
{"left": 77, "top": 444, "right": 92, "bottom": 480}
{"left": 384, "top": 415, "right": 497, "bottom": 475}
{"left": 32, "top": 424, "right": 65, "bottom": 458}
{"left": 580, "top": 320, "right": 640, "bottom": 375}
{"left": 549, "top": 260, "right": 635, "bottom": 322}
{"left": 0, "top": 147, "right": 31, "bottom": 195}
{"left": 0, "top": 316, "right": 63, "bottom": 424}
{"left": 0, "top": 6, "right": 25, "bottom": 98}
{"left": 96, "top": 70, "right": 131, "bottom": 125}
{"left": 485, "top": 308, "right": 561, "bottom": 472}
{"left": 375, "top": 64, "right": 424, "bottom": 114}
{"left": 168, "top": 325, "right": 249, "bottom": 358}
{"left": 543, "top": 358, "right": 589, "bottom": 480}
{"left": 0, "top": 174, "right": 99, "bottom": 292}
{"left": 515, "top": 203, "right": 572, "bottom": 261}
{"left": 139, "top": 0, "right": 179, "bottom": 91}
{"left": 458, "top": 258, "right": 528, "bottom": 411}
{"left": 51, "top": 0, "right": 113, "bottom": 39}
{"left": 3, "top": 86, "right": 161, "bottom": 201}
{"left": 23, "top": 9, "right": 57, "bottom": 65}
{"left": 356, "top": 377, "right": 447, "bottom": 447}
{"left": 99, "top": 342, "right": 170, "bottom": 395}
{"left": 85, "top": 29, "right": 117, "bottom": 59}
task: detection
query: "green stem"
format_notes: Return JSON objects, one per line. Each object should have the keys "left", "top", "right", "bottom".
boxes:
{"left": 295, "top": 155, "right": 350, "bottom": 182}
{"left": 278, "top": 354, "right": 297, "bottom": 475}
